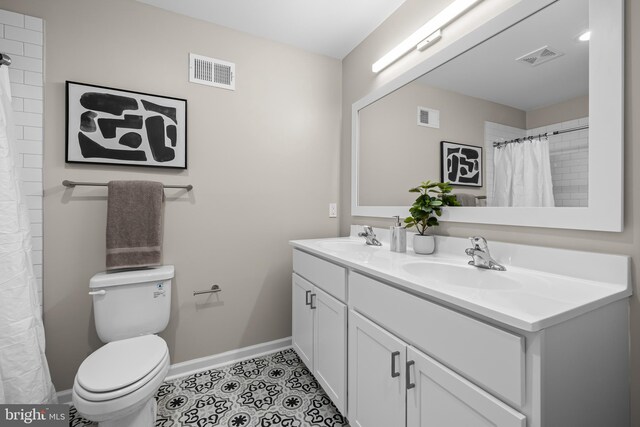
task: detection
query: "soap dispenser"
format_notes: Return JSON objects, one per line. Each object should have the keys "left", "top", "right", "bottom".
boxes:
{"left": 390, "top": 216, "right": 406, "bottom": 253}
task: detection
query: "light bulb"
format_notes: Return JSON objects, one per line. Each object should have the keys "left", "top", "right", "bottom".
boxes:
{"left": 578, "top": 30, "right": 591, "bottom": 42}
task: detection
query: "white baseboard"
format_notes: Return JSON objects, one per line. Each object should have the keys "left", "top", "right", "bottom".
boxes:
{"left": 56, "top": 336, "right": 292, "bottom": 405}
{"left": 165, "top": 337, "right": 292, "bottom": 381}
{"left": 57, "top": 388, "right": 73, "bottom": 405}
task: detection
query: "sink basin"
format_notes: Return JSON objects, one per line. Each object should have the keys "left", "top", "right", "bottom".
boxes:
{"left": 316, "top": 240, "right": 375, "bottom": 252}
{"left": 401, "top": 261, "right": 523, "bottom": 290}
{"left": 314, "top": 239, "right": 383, "bottom": 263}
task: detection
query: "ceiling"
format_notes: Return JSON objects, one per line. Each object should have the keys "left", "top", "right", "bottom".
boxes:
{"left": 135, "top": 0, "right": 407, "bottom": 59}
{"left": 418, "top": 0, "right": 588, "bottom": 111}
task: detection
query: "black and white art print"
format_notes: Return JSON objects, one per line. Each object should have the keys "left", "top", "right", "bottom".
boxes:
{"left": 440, "top": 141, "right": 482, "bottom": 187}
{"left": 66, "top": 81, "right": 187, "bottom": 169}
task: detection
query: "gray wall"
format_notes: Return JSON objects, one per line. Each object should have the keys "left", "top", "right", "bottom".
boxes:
{"left": 0, "top": 0, "right": 341, "bottom": 390}
{"left": 359, "top": 80, "right": 525, "bottom": 206}
{"left": 526, "top": 94, "right": 589, "bottom": 129}
{"left": 341, "top": 0, "right": 639, "bottom": 424}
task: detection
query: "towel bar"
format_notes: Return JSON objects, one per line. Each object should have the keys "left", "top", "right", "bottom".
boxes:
{"left": 193, "top": 285, "right": 221, "bottom": 296}
{"left": 63, "top": 180, "right": 193, "bottom": 191}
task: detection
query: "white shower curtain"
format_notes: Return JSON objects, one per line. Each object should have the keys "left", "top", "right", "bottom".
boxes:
{"left": 0, "top": 67, "right": 56, "bottom": 403}
{"left": 492, "top": 137, "right": 555, "bottom": 207}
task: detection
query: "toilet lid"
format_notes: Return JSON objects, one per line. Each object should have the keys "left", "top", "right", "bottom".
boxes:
{"left": 77, "top": 335, "right": 168, "bottom": 393}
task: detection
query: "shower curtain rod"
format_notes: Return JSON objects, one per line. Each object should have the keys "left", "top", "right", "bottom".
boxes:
{"left": 493, "top": 125, "right": 589, "bottom": 148}
{"left": 0, "top": 53, "right": 12, "bottom": 67}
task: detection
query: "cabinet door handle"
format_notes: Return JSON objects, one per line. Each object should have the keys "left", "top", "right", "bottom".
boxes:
{"left": 310, "top": 293, "right": 317, "bottom": 309}
{"left": 305, "top": 290, "right": 312, "bottom": 306}
{"left": 406, "top": 360, "right": 415, "bottom": 389}
{"left": 391, "top": 351, "right": 400, "bottom": 378}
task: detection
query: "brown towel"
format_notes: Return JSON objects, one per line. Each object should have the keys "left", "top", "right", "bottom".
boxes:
{"left": 454, "top": 193, "right": 478, "bottom": 207}
{"left": 106, "top": 180, "right": 164, "bottom": 270}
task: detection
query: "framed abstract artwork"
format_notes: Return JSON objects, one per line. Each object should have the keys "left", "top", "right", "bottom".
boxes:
{"left": 440, "top": 141, "right": 482, "bottom": 187}
{"left": 66, "top": 81, "right": 187, "bottom": 169}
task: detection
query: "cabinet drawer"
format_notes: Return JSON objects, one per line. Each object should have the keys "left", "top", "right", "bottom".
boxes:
{"left": 293, "top": 249, "right": 346, "bottom": 302}
{"left": 350, "top": 271, "right": 525, "bottom": 407}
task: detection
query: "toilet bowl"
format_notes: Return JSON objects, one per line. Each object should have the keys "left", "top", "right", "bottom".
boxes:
{"left": 73, "top": 335, "right": 170, "bottom": 427}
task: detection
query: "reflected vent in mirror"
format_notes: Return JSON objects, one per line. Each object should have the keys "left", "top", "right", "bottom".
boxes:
{"left": 417, "top": 106, "right": 440, "bottom": 128}
{"left": 515, "top": 46, "right": 564, "bottom": 67}
{"left": 189, "top": 53, "right": 235, "bottom": 90}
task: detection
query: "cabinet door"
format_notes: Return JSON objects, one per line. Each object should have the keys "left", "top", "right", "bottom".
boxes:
{"left": 292, "top": 274, "right": 314, "bottom": 369}
{"left": 348, "top": 310, "right": 406, "bottom": 427}
{"left": 313, "top": 286, "right": 347, "bottom": 415}
{"left": 406, "top": 346, "right": 526, "bottom": 427}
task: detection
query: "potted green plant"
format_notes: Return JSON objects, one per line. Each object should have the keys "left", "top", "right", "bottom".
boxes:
{"left": 404, "top": 180, "right": 459, "bottom": 254}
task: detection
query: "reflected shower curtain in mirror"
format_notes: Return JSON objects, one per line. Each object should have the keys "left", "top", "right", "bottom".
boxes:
{"left": 0, "top": 67, "right": 56, "bottom": 403}
{"left": 492, "top": 137, "right": 555, "bottom": 207}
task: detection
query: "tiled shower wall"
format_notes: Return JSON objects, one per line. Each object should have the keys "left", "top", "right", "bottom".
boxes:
{"left": 0, "top": 9, "right": 44, "bottom": 305}
{"left": 528, "top": 118, "right": 589, "bottom": 207}
{"left": 484, "top": 118, "right": 589, "bottom": 207}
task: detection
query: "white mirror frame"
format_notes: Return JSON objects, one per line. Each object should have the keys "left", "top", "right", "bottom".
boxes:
{"left": 352, "top": 0, "right": 624, "bottom": 232}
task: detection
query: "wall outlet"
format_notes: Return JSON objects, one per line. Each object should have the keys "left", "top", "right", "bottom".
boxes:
{"left": 329, "top": 203, "right": 337, "bottom": 218}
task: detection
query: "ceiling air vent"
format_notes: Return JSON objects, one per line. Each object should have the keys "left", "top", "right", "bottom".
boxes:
{"left": 189, "top": 53, "right": 235, "bottom": 90}
{"left": 417, "top": 106, "right": 440, "bottom": 128}
{"left": 515, "top": 46, "right": 563, "bottom": 67}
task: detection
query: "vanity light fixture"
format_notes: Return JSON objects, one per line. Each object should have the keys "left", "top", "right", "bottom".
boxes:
{"left": 416, "top": 29, "right": 442, "bottom": 52}
{"left": 578, "top": 30, "right": 591, "bottom": 41}
{"left": 371, "top": 0, "right": 483, "bottom": 73}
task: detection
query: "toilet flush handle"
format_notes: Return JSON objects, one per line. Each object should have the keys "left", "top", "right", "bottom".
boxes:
{"left": 88, "top": 290, "right": 106, "bottom": 296}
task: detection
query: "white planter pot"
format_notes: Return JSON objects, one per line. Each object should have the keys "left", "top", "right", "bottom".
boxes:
{"left": 413, "top": 234, "right": 435, "bottom": 255}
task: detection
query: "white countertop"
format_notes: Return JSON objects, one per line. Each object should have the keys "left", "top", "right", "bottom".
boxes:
{"left": 290, "top": 227, "right": 631, "bottom": 332}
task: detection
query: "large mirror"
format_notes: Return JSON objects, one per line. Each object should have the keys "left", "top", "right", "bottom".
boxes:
{"left": 352, "top": 0, "right": 623, "bottom": 231}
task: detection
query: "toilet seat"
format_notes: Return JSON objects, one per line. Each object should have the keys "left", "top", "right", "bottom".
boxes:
{"left": 74, "top": 348, "right": 169, "bottom": 402}
{"left": 72, "top": 336, "right": 170, "bottom": 423}
{"left": 72, "top": 360, "right": 169, "bottom": 423}
{"left": 77, "top": 335, "right": 168, "bottom": 395}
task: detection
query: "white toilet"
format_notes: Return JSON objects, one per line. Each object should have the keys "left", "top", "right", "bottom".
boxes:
{"left": 72, "top": 265, "right": 174, "bottom": 427}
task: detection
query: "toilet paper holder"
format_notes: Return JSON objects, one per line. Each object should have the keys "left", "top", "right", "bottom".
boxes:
{"left": 193, "top": 284, "right": 221, "bottom": 296}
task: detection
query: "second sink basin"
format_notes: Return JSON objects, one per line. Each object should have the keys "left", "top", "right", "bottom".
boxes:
{"left": 401, "top": 261, "right": 523, "bottom": 290}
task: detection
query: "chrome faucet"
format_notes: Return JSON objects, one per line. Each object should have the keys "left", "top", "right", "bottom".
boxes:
{"left": 358, "top": 226, "right": 382, "bottom": 246}
{"left": 465, "top": 236, "right": 506, "bottom": 271}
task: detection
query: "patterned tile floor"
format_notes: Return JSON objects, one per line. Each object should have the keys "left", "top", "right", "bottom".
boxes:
{"left": 69, "top": 348, "right": 350, "bottom": 427}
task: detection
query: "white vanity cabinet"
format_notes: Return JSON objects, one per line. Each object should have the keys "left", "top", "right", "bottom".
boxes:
{"left": 406, "top": 345, "right": 526, "bottom": 427}
{"left": 291, "top": 250, "right": 347, "bottom": 414}
{"left": 291, "top": 274, "right": 314, "bottom": 367}
{"left": 290, "top": 239, "right": 630, "bottom": 427}
{"left": 349, "top": 271, "right": 525, "bottom": 406}
{"left": 349, "top": 310, "right": 525, "bottom": 427}
{"left": 348, "top": 310, "right": 407, "bottom": 427}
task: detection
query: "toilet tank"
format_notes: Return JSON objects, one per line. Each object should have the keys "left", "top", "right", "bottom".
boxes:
{"left": 89, "top": 265, "right": 174, "bottom": 343}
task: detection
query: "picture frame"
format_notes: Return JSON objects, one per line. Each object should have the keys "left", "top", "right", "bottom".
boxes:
{"left": 440, "top": 141, "right": 482, "bottom": 187}
{"left": 66, "top": 81, "right": 187, "bottom": 169}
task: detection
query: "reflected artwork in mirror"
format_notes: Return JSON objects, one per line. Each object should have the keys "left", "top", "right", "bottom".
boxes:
{"left": 352, "top": 0, "right": 623, "bottom": 231}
